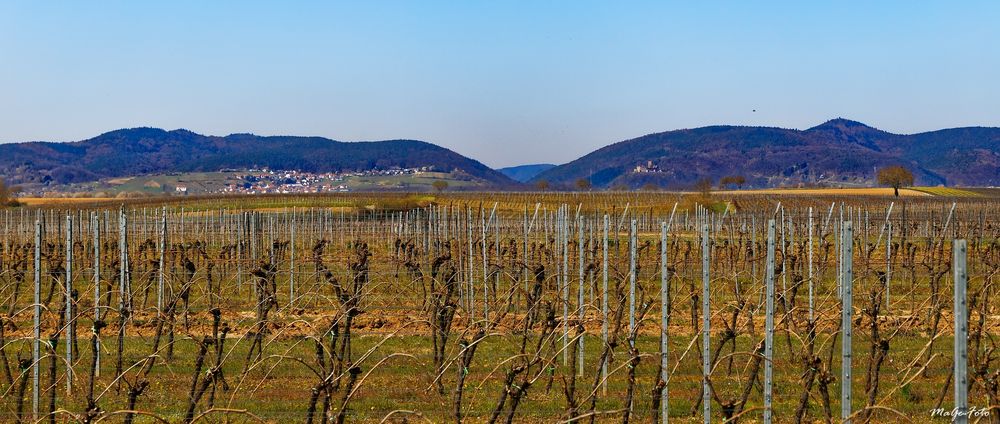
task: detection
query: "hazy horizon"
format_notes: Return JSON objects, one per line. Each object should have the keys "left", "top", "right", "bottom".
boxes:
{"left": 2, "top": 1, "right": 998, "bottom": 168}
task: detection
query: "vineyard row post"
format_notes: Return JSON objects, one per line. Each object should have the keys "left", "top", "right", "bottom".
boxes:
{"left": 628, "top": 218, "right": 637, "bottom": 342}
{"left": 659, "top": 220, "right": 670, "bottom": 424}
{"left": 158, "top": 209, "right": 166, "bottom": 316}
{"left": 601, "top": 213, "right": 609, "bottom": 396}
{"left": 764, "top": 219, "right": 776, "bottom": 423}
{"left": 841, "top": 220, "right": 854, "bottom": 423}
{"left": 92, "top": 212, "right": 101, "bottom": 378}
{"left": 33, "top": 217, "right": 41, "bottom": 421}
{"left": 808, "top": 206, "right": 814, "bottom": 321}
{"left": 562, "top": 205, "right": 570, "bottom": 366}
{"left": 577, "top": 214, "right": 584, "bottom": 375}
{"left": 289, "top": 208, "right": 295, "bottom": 307}
{"left": 65, "top": 215, "right": 73, "bottom": 395}
{"left": 953, "top": 239, "right": 968, "bottom": 423}
{"left": 701, "top": 223, "right": 711, "bottom": 424}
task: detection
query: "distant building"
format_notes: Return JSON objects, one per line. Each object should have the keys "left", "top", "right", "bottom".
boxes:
{"left": 175, "top": 186, "right": 188, "bottom": 195}
{"left": 634, "top": 160, "right": 660, "bottom": 173}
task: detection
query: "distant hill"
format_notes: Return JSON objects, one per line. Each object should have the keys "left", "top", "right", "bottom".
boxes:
{"left": 532, "top": 119, "right": 1000, "bottom": 189}
{"left": 498, "top": 164, "right": 557, "bottom": 182}
{"left": 0, "top": 128, "right": 516, "bottom": 188}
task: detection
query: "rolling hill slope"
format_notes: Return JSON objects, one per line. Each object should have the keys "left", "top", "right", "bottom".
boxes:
{"left": 498, "top": 164, "right": 556, "bottom": 182}
{"left": 0, "top": 128, "right": 516, "bottom": 188}
{"left": 531, "top": 119, "right": 1000, "bottom": 189}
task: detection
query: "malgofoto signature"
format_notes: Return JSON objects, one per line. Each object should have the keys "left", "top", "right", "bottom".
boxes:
{"left": 930, "top": 407, "right": 991, "bottom": 419}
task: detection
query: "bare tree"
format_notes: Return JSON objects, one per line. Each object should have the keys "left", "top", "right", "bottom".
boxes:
{"left": 0, "top": 177, "right": 21, "bottom": 206}
{"left": 877, "top": 166, "right": 914, "bottom": 197}
{"left": 694, "top": 177, "right": 713, "bottom": 197}
{"left": 719, "top": 175, "right": 746, "bottom": 189}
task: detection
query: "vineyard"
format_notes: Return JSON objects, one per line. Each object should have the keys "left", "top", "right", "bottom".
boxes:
{"left": 0, "top": 192, "right": 998, "bottom": 423}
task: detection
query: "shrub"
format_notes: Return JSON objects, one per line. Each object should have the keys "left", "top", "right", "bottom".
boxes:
{"left": 0, "top": 177, "right": 22, "bottom": 206}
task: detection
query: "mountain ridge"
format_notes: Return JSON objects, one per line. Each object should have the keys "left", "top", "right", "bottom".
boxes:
{"left": 498, "top": 164, "right": 557, "bottom": 182}
{"left": 0, "top": 127, "right": 517, "bottom": 188}
{"left": 531, "top": 119, "right": 1000, "bottom": 188}
{"left": 3, "top": 119, "right": 998, "bottom": 191}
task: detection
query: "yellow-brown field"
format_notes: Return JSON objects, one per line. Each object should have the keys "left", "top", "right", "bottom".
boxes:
{"left": 15, "top": 197, "right": 117, "bottom": 206}
{"left": 716, "top": 187, "right": 930, "bottom": 196}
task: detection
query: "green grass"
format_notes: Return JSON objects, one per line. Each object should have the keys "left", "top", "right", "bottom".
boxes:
{"left": 345, "top": 172, "right": 480, "bottom": 191}
{"left": 910, "top": 186, "right": 981, "bottom": 197}
{"left": 0, "top": 314, "right": 969, "bottom": 423}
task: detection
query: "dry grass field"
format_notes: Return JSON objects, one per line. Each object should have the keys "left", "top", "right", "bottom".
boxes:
{"left": 16, "top": 197, "right": 117, "bottom": 206}
{"left": 716, "top": 187, "right": 931, "bottom": 196}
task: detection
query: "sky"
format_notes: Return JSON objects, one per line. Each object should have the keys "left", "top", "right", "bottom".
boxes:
{"left": 1, "top": 1, "right": 998, "bottom": 168}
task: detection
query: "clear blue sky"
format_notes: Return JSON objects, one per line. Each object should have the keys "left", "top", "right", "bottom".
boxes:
{"left": 1, "top": 1, "right": 998, "bottom": 167}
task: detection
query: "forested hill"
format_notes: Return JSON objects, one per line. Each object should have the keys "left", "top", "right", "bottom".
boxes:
{"left": 0, "top": 128, "right": 515, "bottom": 187}
{"left": 4, "top": 120, "right": 998, "bottom": 192}
{"left": 498, "top": 164, "right": 556, "bottom": 182}
{"left": 531, "top": 119, "right": 1000, "bottom": 189}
